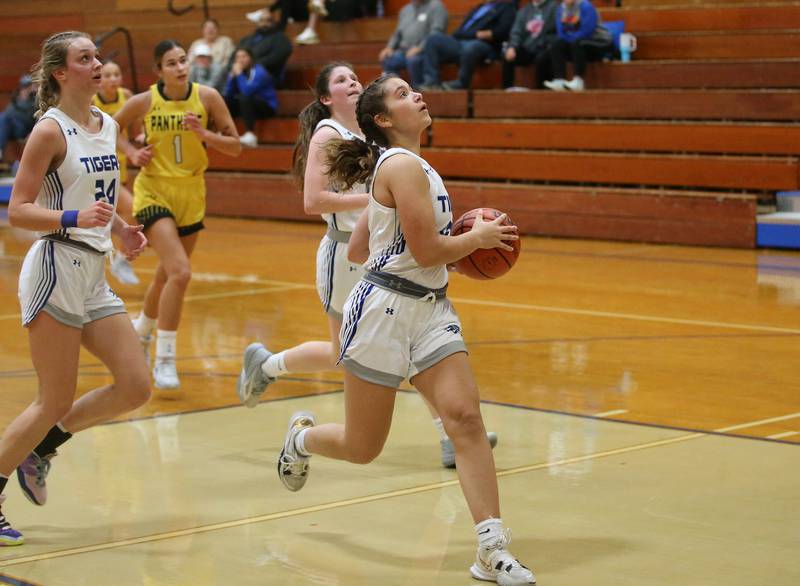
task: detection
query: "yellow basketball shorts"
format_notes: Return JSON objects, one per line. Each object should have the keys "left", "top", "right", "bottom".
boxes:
{"left": 133, "top": 173, "right": 206, "bottom": 237}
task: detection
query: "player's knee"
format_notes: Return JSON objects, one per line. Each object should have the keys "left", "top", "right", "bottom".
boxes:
{"left": 168, "top": 264, "right": 192, "bottom": 288}
{"left": 117, "top": 372, "right": 152, "bottom": 409}
{"left": 345, "top": 442, "right": 383, "bottom": 465}
{"left": 442, "top": 407, "right": 484, "bottom": 439}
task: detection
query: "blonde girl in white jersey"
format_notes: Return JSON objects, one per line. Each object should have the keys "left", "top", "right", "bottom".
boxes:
{"left": 236, "top": 63, "right": 498, "bottom": 468}
{"left": 268, "top": 74, "right": 535, "bottom": 585}
{"left": 0, "top": 32, "right": 151, "bottom": 546}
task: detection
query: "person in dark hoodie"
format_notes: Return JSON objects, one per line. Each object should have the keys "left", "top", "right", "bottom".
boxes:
{"left": 502, "top": 0, "right": 558, "bottom": 90}
{"left": 419, "top": 0, "right": 515, "bottom": 90}
{"left": 543, "top": 0, "right": 612, "bottom": 91}
{"left": 235, "top": 3, "right": 293, "bottom": 83}
{"left": 224, "top": 47, "right": 278, "bottom": 147}
{"left": 0, "top": 75, "right": 37, "bottom": 162}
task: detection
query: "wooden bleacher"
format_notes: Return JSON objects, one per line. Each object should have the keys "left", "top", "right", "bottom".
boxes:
{"left": 3, "top": 0, "right": 800, "bottom": 247}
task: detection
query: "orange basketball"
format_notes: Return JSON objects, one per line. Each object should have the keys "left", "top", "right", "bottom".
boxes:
{"left": 451, "top": 208, "right": 521, "bottom": 280}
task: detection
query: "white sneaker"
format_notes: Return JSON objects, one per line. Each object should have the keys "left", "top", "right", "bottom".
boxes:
{"left": 295, "top": 27, "right": 320, "bottom": 45}
{"left": 239, "top": 131, "right": 258, "bottom": 147}
{"left": 153, "top": 360, "right": 180, "bottom": 390}
{"left": 236, "top": 342, "right": 275, "bottom": 408}
{"left": 543, "top": 78, "right": 567, "bottom": 91}
{"left": 471, "top": 529, "right": 536, "bottom": 585}
{"left": 308, "top": 0, "right": 328, "bottom": 17}
{"left": 564, "top": 76, "right": 585, "bottom": 91}
{"left": 504, "top": 86, "right": 530, "bottom": 93}
{"left": 246, "top": 8, "right": 266, "bottom": 23}
{"left": 278, "top": 411, "right": 315, "bottom": 491}
{"left": 110, "top": 253, "right": 139, "bottom": 285}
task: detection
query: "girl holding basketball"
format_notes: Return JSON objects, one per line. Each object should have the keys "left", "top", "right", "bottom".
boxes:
{"left": 114, "top": 40, "right": 241, "bottom": 390}
{"left": 235, "top": 62, "right": 498, "bottom": 469}
{"left": 267, "top": 74, "right": 534, "bottom": 585}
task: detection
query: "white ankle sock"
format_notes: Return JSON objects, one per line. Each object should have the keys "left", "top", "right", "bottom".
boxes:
{"left": 294, "top": 427, "right": 311, "bottom": 457}
{"left": 475, "top": 518, "right": 504, "bottom": 549}
{"left": 156, "top": 330, "right": 177, "bottom": 362}
{"left": 263, "top": 351, "right": 288, "bottom": 378}
{"left": 134, "top": 314, "right": 156, "bottom": 337}
{"left": 432, "top": 417, "right": 449, "bottom": 441}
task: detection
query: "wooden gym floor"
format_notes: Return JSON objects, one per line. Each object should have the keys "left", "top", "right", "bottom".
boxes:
{"left": 0, "top": 216, "right": 797, "bottom": 585}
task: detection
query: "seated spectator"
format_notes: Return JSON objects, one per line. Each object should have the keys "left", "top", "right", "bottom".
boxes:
{"left": 0, "top": 75, "right": 36, "bottom": 162}
{"left": 419, "top": 0, "right": 515, "bottom": 90}
{"left": 543, "top": 0, "right": 613, "bottom": 91}
{"left": 189, "top": 42, "right": 226, "bottom": 92}
{"left": 237, "top": 3, "right": 293, "bottom": 82}
{"left": 503, "top": 0, "right": 558, "bottom": 90}
{"left": 249, "top": 0, "right": 328, "bottom": 45}
{"left": 188, "top": 19, "right": 235, "bottom": 70}
{"left": 378, "top": 0, "right": 448, "bottom": 88}
{"left": 224, "top": 48, "right": 278, "bottom": 147}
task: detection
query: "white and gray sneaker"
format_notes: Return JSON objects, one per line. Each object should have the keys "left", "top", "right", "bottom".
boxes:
{"left": 441, "top": 431, "right": 498, "bottom": 469}
{"left": 237, "top": 342, "right": 275, "bottom": 408}
{"left": 471, "top": 529, "right": 536, "bottom": 585}
{"left": 109, "top": 253, "right": 139, "bottom": 285}
{"left": 278, "top": 411, "right": 315, "bottom": 492}
{"left": 153, "top": 360, "right": 180, "bottom": 390}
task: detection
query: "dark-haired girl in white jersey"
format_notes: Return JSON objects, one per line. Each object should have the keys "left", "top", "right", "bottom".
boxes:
{"left": 0, "top": 31, "right": 150, "bottom": 546}
{"left": 236, "top": 62, "right": 498, "bottom": 468}
{"left": 266, "top": 74, "right": 535, "bottom": 584}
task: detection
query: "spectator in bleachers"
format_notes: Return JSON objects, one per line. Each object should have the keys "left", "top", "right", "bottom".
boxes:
{"left": 237, "top": 3, "right": 293, "bottom": 83}
{"left": 378, "top": 0, "right": 449, "bottom": 88}
{"left": 224, "top": 48, "right": 278, "bottom": 147}
{"left": 188, "top": 42, "right": 226, "bottom": 92}
{"left": 418, "top": 0, "right": 515, "bottom": 90}
{"left": 502, "top": 0, "right": 558, "bottom": 90}
{"left": 188, "top": 19, "right": 235, "bottom": 69}
{"left": 0, "top": 75, "right": 36, "bottom": 162}
{"left": 543, "top": 0, "right": 612, "bottom": 91}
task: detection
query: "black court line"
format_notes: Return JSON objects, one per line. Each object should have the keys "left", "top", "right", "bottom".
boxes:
{"left": 2, "top": 347, "right": 797, "bottom": 447}
{"left": 100, "top": 387, "right": 344, "bottom": 428}
{"left": 525, "top": 247, "right": 800, "bottom": 273}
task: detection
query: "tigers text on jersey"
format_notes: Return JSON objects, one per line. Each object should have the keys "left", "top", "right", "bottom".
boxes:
{"left": 365, "top": 148, "right": 452, "bottom": 289}
{"left": 142, "top": 82, "right": 208, "bottom": 178}
{"left": 315, "top": 118, "right": 367, "bottom": 233}
{"left": 38, "top": 106, "right": 119, "bottom": 253}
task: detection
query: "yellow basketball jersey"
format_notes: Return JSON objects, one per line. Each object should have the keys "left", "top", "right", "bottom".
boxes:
{"left": 141, "top": 82, "right": 208, "bottom": 178}
{"left": 92, "top": 88, "right": 128, "bottom": 180}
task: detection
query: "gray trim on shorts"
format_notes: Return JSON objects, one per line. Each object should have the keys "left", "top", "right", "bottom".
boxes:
{"left": 87, "top": 305, "right": 127, "bottom": 323}
{"left": 326, "top": 226, "right": 351, "bottom": 243}
{"left": 41, "top": 303, "right": 83, "bottom": 329}
{"left": 341, "top": 356, "right": 404, "bottom": 388}
{"left": 413, "top": 341, "right": 469, "bottom": 375}
{"left": 325, "top": 306, "right": 343, "bottom": 322}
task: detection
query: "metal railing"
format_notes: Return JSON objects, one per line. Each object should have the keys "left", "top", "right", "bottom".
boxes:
{"left": 94, "top": 27, "right": 140, "bottom": 93}
{"left": 167, "top": 0, "right": 210, "bottom": 19}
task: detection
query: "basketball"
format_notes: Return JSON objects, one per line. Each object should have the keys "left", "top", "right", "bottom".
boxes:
{"left": 451, "top": 208, "right": 521, "bottom": 280}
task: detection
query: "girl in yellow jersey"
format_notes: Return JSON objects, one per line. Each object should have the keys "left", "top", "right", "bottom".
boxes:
{"left": 92, "top": 61, "right": 140, "bottom": 286}
{"left": 114, "top": 40, "right": 241, "bottom": 390}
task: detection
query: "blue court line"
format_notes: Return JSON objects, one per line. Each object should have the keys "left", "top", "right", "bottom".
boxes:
{"left": 0, "top": 574, "right": 40, "bottom": 586}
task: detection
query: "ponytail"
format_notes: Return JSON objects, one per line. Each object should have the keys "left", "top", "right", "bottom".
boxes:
{"left": 324, "top": 138, "right": 382, "bottom": 192}
{"left": 292, "top": 100, "right": 330, "bottom": 190}
{"left": 323, "top": 73, "right": 396, "bottom": 191}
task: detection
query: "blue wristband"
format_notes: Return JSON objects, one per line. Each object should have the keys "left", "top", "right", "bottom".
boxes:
{"left": 60, "top": 210, "right": 79, "bottom": 228}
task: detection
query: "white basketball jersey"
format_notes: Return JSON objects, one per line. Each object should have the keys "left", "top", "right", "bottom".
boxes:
{"left": 365, "top": 148, "right": 452, "bottom": 289}
{"left": 315, "top": 118, "right": 366, "bottom": 233}
{"left": 38, "top": 107, "right": 119, "bottom": 252}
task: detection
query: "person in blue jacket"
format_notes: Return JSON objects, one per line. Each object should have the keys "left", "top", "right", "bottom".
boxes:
{"left": 224, "top": 47, "right": 278, "bottom": 146}
{"left": 543, "top": 0, "right": 612, "bottom": 91}
{"left": 419, "top": 0, "right": 515, "bottom": 90}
